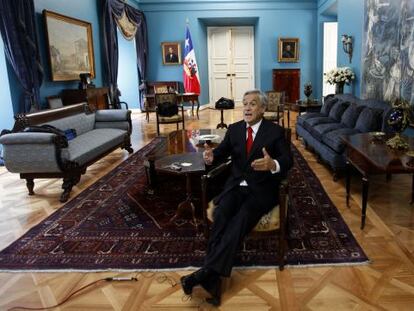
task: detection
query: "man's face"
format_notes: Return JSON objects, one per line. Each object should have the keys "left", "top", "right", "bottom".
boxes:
{"left": 285, "top": 45, "right": 291, "bottom": 51}
{"left": 168, "top": 47, "right": 174, "bottom": 54}
{"left": 243, "top": 93, "right": 265, "bottom": 126}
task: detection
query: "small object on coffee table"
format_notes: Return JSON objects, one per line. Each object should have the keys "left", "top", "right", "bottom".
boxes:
{"left": 371, "top": 131, "right": 385, "bottom": 143}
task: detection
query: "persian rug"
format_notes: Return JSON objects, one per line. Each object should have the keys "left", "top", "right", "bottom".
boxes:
{"left": 0, "top": 138, "right": 368, "bottom": 271}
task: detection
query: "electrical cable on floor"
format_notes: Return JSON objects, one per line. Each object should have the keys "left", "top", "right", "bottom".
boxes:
{"left": 7, "top": 276, "right": 138, "bottom": 311}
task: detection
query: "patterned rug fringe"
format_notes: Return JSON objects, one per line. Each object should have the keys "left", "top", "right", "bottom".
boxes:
{"left": 0, "top": 260, "right": 371, "bottom": 273}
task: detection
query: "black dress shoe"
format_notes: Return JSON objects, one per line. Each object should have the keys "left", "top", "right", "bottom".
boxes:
{"left": 201, "top": 275, "right": 221, "bottom": 306}
{"left": 180, "top": 268, "right": 210, "bottom": 295}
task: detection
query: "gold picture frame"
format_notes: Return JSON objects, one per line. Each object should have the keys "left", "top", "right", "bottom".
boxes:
{"left": 43, "top": 10, "right": 95, "bottom": 81}
{"left": 278, "top": 38, "right": 299, "bottom": 63}
{"left": 161, "top": 42, "right": 182, "bottom": 65}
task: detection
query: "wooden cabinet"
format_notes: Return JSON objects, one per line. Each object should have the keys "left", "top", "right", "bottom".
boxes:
{"left": 272, "top": 69, "right": 300, "bottom": 103}
{"left": 61, "top": 87, "right": 110, "bottom": 110}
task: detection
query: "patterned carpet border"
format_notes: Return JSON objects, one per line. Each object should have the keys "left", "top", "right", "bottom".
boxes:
{"left": 0, "top": 137, "right": 368, "bottom": 272}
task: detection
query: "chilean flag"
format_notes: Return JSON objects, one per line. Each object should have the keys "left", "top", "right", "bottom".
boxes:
{"left": 183, "top": 26, "right": 201, "bottom": 94}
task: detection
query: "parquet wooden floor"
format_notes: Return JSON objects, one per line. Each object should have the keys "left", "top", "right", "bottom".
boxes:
{"left": 1, "top": 107, "right": 414, "bottom": 310}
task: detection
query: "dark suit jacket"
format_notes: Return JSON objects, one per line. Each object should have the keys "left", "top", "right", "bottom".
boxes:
{"left": 212, "top": 119, "right": 293, "bottom": 211}
{"left": 165, "top": 53, "right": 179, "bottom": 63}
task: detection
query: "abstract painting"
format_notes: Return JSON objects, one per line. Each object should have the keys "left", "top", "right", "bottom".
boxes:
{"left": 361, "top": 0, "right": 414, "bottom": 106}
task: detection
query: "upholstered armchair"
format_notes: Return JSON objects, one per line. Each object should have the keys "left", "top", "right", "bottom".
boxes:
{"left": 201, "top": 128, "right": 291, "bottom": 270}
{"left": 265, "top": 91, "right": 285, "bottom": 127}
{"left": 155, "top": 93, "right": 185, "bottom": 135}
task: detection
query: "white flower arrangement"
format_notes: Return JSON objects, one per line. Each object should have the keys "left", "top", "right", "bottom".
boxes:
{"left": 324, "top": 67, "right": 355, "bottom": 85}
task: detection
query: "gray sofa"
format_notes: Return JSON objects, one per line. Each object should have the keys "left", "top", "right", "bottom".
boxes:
{"left": 0, "top": 103, "right": 133, "bottom": 202}
{"left": 296, "top": 94, "right": 392, "bottom": 180}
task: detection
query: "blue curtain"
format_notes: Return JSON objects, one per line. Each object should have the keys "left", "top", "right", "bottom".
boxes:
{"left": 0, "top": 0, "right": 43, "bottom": 113}
{"left": 103, "top": 0, "right": 148, "bottom": 109}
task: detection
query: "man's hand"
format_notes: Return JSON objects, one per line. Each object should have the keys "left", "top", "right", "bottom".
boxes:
{"left": 203, "top": 143, "right": 214, "bottom": 165}
{"left": 251, "top": 148, "right": 276, "bottom": 171}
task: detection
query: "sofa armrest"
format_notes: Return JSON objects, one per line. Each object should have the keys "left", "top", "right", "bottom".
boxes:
{"left": 0, "top": 133, "right": 67, "bottom": 173}
{"left": 95, "top": 109, "right": 131, "bottom": 122}
{"left": 94, "top": 121, "right": 130, "bottom": 132}
{"left": 0, "top": 132, "right": 57, "bottom": 145}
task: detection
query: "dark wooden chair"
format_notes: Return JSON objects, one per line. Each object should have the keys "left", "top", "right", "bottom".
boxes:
{"left": 200, "top": 128, "right": 291, "bottom": 270}
{"left": 144, "top": 81, "right": 181, "bottom": 122}
{"left": 155, "top": 93, "right": 185, "bottom": 135}
{"left": 265, "top": 91, "right": 285, "bottom": 127}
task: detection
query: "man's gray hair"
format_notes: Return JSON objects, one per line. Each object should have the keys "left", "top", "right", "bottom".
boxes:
{"left": 243, "top": 89, "right": 268, "bottom": 109}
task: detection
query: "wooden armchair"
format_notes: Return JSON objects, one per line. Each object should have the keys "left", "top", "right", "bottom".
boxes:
{"left": 201, "top": 128, "right": 291, "bottom": 270}
{"left": 155, "top": 93, "right": 185, "bottom": 135}
{"left": 143, "top": 81, "right": 181, "bottom": 122}
{"left": 265, "top": 91, "right": 285, "bottom": 127}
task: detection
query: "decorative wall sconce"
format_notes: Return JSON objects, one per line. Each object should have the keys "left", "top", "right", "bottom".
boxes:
{"left": 341, "top": 34, "right": 353, "bottom": 63}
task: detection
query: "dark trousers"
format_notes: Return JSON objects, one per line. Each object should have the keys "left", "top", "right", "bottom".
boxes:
{"left": 204, "top": 186, "right": 271, "bottom": 277}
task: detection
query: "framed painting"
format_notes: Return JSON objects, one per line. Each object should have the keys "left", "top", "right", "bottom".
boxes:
{"left": 278, "top": 38, "right": 300, "bottom": 62}
{"left": 161, "top": 42, "right": 182, "bottom": 65}
{"left": 43, "top": 10, "right": 95, "bottom": 81}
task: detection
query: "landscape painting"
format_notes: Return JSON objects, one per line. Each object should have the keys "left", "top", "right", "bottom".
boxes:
{"left": 43, "top": 10, "right": 95, "bottom": 81}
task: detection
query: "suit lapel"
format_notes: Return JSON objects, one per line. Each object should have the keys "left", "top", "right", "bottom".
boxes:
{"left": 238, "top": 121, "right": 249, "bottom": 164}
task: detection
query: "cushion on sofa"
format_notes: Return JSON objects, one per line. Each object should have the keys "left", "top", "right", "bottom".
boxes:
{"left": 320, "top": 97, "right": 339, "bottom": 115}
{"left": 322, "top": 128, "right": 361, "bottom": 153}
{"left": 61, "top": 128, "right": 127, "bottom": 165}
{"left": 340, "top": 103, "right": 365, "bottom": 128}
{"left": 296, "top": 112, "right": 327, "bottom": 126}
{"left": 44, "top": 113, "right": 95, "bottom": 136}
{"left": 303, "top": 117, "right": 337, "bottom": 132}
{"left": 328, "top": 101, "right": 350, "bottom": 121}
{"left": 354, "top": 107, "right": 383, "bottom": 132}
{"left": 310, "top": 123, "right": 347, "bottom": 141}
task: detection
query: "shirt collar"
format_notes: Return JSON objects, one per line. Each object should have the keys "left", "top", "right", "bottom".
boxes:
{"left": 246, "top": 119, "right": 262, "bottom": 134}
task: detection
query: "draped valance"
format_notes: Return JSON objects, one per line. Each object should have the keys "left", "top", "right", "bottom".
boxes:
{"left": 103, "top": 0, "right": 148, "bottom": 108}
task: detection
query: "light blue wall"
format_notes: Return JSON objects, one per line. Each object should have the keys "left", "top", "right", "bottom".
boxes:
{"left": 34, "top": 0, "right": 103, "bottom": 107}
{"left": 1, "top": 0, "right": 369, "bottom": 126}
{"left": 6, "top": 0, "right": 103, "bottom": 112}
{"left": 316, "top": 0, "right": 364, "bottom": 98}
{"left": 337, "top": 0, "right": 364, "bottom": 96}
{"left": 141, "top": 1, "right": 318, "bottom": 105}
{"left": 0, "top": 38, "right": 14, "bottom": 132}
{"left": 117, "top": 29, "right": 140, "bottom": 108}
{"left": 315, "top": 0, "right": 337, "bottom": 100}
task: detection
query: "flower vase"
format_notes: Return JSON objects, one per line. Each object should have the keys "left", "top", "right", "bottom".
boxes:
{"left": 335, "top": 82, "right": 344, "bottom": 94}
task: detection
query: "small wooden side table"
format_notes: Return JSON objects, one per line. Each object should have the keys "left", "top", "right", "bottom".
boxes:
{"left": 155, "top": 153, "right": 206, "bottom": 227}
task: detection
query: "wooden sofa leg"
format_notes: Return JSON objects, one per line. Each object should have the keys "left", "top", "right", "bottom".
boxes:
{"left": 123, "top": 137, "right": 134, "bottom": 154}
{"left": 26, "top": 178, "right": 35, "bottom": 195}
{"left": 60, "top": 174, "right": 81, "bottom": 203}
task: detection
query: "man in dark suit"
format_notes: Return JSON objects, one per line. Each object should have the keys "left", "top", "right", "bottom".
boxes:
{"left": 282, "top": 43, "right": 295, "bottom": 58}
{"left": 181, "top": 90, "right": 293, "bottom": 306}
{"left": 165, "top": 47, "right": 179, "bottom": 63}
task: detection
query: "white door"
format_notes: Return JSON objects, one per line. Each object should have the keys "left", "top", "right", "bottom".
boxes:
{"left": 323, "top": 22, "right": 338, "bottom": 96}
{"left": 208, "top": 27, "right": 254, "bottom": 106}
